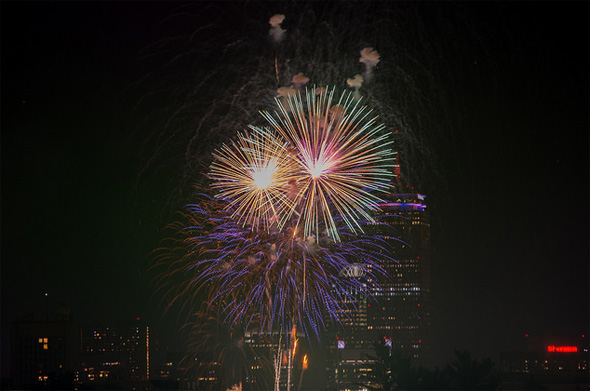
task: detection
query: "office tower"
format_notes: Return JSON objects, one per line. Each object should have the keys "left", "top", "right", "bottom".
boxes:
{"left": 327, "top": 191, "right": 431, "bottom": 390}
{"left": 368, "top": 192, "right": 431, "bottom": 362}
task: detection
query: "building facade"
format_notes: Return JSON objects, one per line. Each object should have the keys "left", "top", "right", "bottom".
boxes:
{"left": 77, "top": 318, "right": 154, "bottom": 387}
{"left": 10, "top": 319, "right": 77, "bottom": 389}
{"left": 369, "top": 193, "right": 431, "bottom": 363}
{"left": 327, "top": 192, "right": 432, "bottom": 390}
{"left": 499, "top": 336, "right": 589, "bottom": 390}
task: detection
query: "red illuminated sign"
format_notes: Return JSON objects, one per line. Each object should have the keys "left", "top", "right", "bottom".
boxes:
{"left": 547, "top": 345, "right": 578, "bottom": 353}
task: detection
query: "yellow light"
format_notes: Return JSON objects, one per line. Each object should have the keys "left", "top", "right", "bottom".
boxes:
{"left": 303, "top": 354, "right": 308, "bottom": 370}
{"left": 293, "top": 338, "right": 298, "bottom": 357}
{"left": 252, "top": 165, "right": 276, "bottom": 189}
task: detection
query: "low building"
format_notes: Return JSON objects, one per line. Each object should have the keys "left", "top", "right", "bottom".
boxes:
{"left": 499, "top": 337, "right": 589, "bottom": 390}
{"left": 78, "top": 318, "right": 154, "bottom": 389}
{"left": 11, "top": 318, "right": 77, "bottom": 389}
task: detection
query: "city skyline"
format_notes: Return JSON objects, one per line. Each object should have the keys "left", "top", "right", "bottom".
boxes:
{"left": 2, "top": 1, "right": 588, "bottom": 388}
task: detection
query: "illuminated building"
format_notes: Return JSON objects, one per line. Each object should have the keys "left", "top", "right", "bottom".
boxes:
{"left": 10, "top": 319, "right": 76, "bottom": 389}
{"left": 78, "top": 318, "right": 154, "bottom": 387}
{"left": 325, "top": 265, "right": 377, "bottom": 391}
{"left": 367, "top": 192, "right": 431, "bottom": 363}
{"left": 499, "top": 335, "right": 589, "bottom": 389}
{"left": 9, "top": 305, "right": 178, "bottom": 390}
{"left": 327, "top": 190, "right": 432, "bottom": 390}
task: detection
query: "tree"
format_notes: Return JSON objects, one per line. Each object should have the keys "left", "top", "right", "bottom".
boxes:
{"left": 445, "top": 350, "right": 498, "bottom": 390}
{"left": 362, "top": 345, "right": 498, "bottom": 390}
{"left": 361, "top": 341, "right": 421, "bottom": 390}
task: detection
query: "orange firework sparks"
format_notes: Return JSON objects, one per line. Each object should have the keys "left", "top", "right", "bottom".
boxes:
{"left": 210, "top": 127, "right": 299, "bottom": 232}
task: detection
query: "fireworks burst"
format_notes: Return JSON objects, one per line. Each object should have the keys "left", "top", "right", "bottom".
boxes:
{"left": 153, "top": 84, "right": 397, "bottom": 384}
{"left": 209, "top": 87, "right": 395, "bottom": 242}
{"left": 137, "top": 3, "right": 511, "bottom": 389}
{"left": 142, "top": 4, "right": 456, "bottom": 388}
{"left": 209, "top": 128, "right": 298, "bottom": 232}
{"left": 132, "top": 2, "right": 471, "bottom": 216}
{"left": 153, "top": 191, "right": 391, "bottom": 340}
{"left": 261, "top": 86, "right": 395, "bottom": 241}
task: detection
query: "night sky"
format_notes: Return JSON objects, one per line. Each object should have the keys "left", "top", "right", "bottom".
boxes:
{"left": 2, "top": 0, "right": 588, "bottom": 381}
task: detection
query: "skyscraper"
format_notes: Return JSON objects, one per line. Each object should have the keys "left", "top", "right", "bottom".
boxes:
{"left": 327, "top": 191, "right": 432, "bottom": 390}
{"left": 369, "top": 192, "right": 431, "bottom": 362}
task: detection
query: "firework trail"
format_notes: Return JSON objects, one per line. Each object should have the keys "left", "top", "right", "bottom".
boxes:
{"left": 152, "top": 186, "right": 393, "bottom": 389}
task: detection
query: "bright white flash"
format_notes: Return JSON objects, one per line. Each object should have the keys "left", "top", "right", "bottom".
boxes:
{"left": 252, "top": 163, "right": 277, "bottom": 189}
{"left": 309, "top": 159, "right": 330, "bottom": 179}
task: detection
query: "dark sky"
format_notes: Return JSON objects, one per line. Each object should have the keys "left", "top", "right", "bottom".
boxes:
{"left": 2, "top": 0, "right": 588, "bottom": 380}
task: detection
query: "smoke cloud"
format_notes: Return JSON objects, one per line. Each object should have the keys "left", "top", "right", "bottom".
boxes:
{"left": 269, "top": 14, "right": 286, "bottom": 44}
{"left": 291, "top": 72, "right": 310, "bottom": 89}
{"left": 346, "top": 74, "right": 363, "bottom": 98}
{"left": 359, "top": 47, "right": 380, "bottom": 81}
